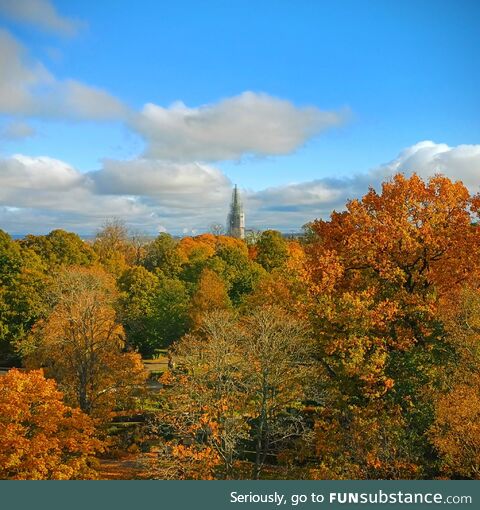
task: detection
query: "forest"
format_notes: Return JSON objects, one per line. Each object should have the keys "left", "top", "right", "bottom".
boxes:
{"left": 0, "top": 173, "right": 479, "bottom": 480}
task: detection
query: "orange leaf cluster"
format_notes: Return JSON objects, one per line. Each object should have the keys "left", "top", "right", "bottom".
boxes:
{"left": 0, "top": 369, "right": 103, "bottom": 479}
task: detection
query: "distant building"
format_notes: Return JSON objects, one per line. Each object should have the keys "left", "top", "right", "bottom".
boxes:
{"left": 227, "top": 185, "right": 245, "bottom": 239}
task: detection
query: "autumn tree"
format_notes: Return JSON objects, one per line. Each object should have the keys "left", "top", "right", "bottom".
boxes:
{"left": 177, "top": 233, "right": 217, "bottom": 263}
{"left": 93, "top": 218, "right": 134, "bottom": 274}
{"left": 153, "top": 306, "right": 311, "bottom": 479}
{"left": 152, "top": 311, "right": 249, "bottom": 479}
{"left": 0, "top": 369, "right": 102, "bottom": 479}
{"left": 242, "top": 241, "right": 307, "bottom": 317}
{"left": 21, "top": 267, "right": 147, "bottom": 419}
{"left": 128, "top": 229, "right": 148, "bottom": 266}
{"left": 241, "top": 307, "right": 312, "bottom": 478}
{"left": 303, "top": 173, "right": 480, "bottom": 477}
{"left": 429, "top": 379, "right": 480, "bottom": 479}
{"left": 189, "top": 268, "right": 232, "bottom": 329}
{"left": 428, "top": 286, "right": 480, "bottom": 479}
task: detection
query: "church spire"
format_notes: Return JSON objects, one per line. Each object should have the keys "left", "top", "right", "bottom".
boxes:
{"left": 227, "top": 185, "right": 245, "bottom": 239}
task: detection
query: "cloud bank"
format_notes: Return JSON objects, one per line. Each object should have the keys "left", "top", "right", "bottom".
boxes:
{"left": 1, "top": 141, "right": 479, "bottom": 235}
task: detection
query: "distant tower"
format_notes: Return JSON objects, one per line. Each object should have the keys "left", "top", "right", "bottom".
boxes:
{"left": 227, "top": 185, "right": 245, "bottom": 239}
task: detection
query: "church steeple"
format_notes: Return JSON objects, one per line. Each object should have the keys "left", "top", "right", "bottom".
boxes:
{"left": 227, "top": 185, "right": 245, "bottom": 239}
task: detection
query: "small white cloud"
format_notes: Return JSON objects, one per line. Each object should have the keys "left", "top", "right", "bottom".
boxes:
{"left": 0, "top": 0, "right": 81, "bottom": 36}
{"left": 378, "top": 140, "right": 480, "bottom": 191}
{"left": 0, "top": 120, "right": 36, "bottom": 140}
{"left": 132, "top": 91, "right": 348, "bottom": 162}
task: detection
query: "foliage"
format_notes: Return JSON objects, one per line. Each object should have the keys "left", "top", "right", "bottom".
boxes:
{"left": 3, "top": 172, "right": 480, "bottom": 480}
{"left": 0, "top": 369, "right": 103, "bottom": 479}
{"left": 152, "top": 306, "right": 311, "bottom": 479}
{"left": 254, "top": 230, "right": 289, "bottom": 271}
{"left": 118, "top": 266, "right": 190, "bottom": 354}
{"left": 303, "top": 173, "right": 480, "bottom": 477}
{"left": 143, "top": 233, "right": 182, "bottom": 277}
{"left": 93, "top": 218, "right": 134, "bottom": 274}
{"left": 428, "top": 287, "right": 480, "bottom": 479}
{"left": 20, "top": 229, "right": 97, "bottom": 268}
{"left": 20, "top": 267, "right": 147, "bottom": 420}
{"left": 0, "top": 230, "right": 49, "bottom": 364}
{"left": 189, "top": 268, "right": 232, "bottom": 329}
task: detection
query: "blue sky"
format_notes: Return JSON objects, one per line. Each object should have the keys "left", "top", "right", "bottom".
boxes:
{"left": 0, "top": 0, "right": 479, "bottom": 234}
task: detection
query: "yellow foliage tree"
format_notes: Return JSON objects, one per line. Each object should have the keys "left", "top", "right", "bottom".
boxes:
{"left": 189, "top": 268, "right": 232, "bottom": 329}
{"left": 429, "top": 286, "right": 480, "bottom": 478}
{"left": 22, "top": 267, "right": 147, "bottom": 420}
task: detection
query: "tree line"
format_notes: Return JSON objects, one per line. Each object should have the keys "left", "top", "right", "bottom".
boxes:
{"left": 0, "top": 173, "right": 479, "bottom": 479}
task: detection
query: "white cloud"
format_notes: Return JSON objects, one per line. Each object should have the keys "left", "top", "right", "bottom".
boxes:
{"left": 0, "top": 30, "right": 126, "bottom": 120}
{"left": 378, "top": 140, "right": 480, "bottom": 192}
{"left": 0, "top": 154, "right": 80, "bottom": 191}
{"left": 132, "top": 92, "right": 348, "bottom": 162}
{"left": 0, "top": 31, "right": 345, "bottom": 161}
{"left": 0, "top": 0, "right": 81, "bottom": 36}
{"left": 0, "top": 120, "right": 36, "bottom": 140}
{"left": 90, "top": 159, "right": 230, "bottom": 205}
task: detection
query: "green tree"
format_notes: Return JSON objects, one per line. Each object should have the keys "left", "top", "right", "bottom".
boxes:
{"left": 0, "top": 231, "right": 49, "bottom": 364}
{"left": 255, "top": 230, "right": 288, "bottom": 272}
{"left": 153, "top": 272, "right": 190, "bottom": 349}
{"left": 119, "top": 267, "right": 190, "bottom": 355}
{"left": 0, "top": 229, "right": 23, "bottom": 285}
{"left": 143, "top": 233, "right": 182, "bottom": 277}
{"left": 20, "top": 230, "right": 96, "bottom": 268}
{"left": 215, "top": 245, "right": 265, "bottom": 304}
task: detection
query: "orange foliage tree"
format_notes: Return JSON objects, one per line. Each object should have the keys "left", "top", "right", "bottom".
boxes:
{"left": 429, "top": 379, "right": 480, "bottom": 479}
{"left": 177, "top": 234, "right": 247, "bottom": 264}
{"left": 242, "top": 240, "right": 308, "bottom": 318}
{"left": 303, "top": 173, "right": 480, "bottom": 477}
{"left": 0, "top": 369, "right": 102, "bottom": 479}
